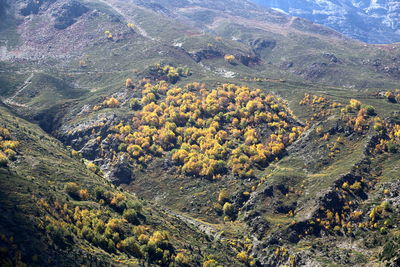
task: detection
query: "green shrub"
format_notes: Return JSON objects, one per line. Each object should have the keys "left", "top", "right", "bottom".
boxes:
{"left": 46, "top": 224, "right": 73, "bottom": 249}
{"left": 126, "top": 199, "right": 143, "bottom": 213}
{"left": 387, "top": 141, "right": 398, "bottom": 153}
{"left": 123, "top": 209, "right": 140, "bottom": 225}
{"left": 118, "top": 237, "right": 143, "bottom": 257}
{"left": 64, "top": 182, "right": 80, "bottom": 199}
{"left": 95, "top": 186, "right": 106, "bottom": 200}
{"left": 129, "top": 98, "right": 142, "bottom": 110}
{"left": 222, "top": 202, "right": 235, "bottom": 219}
{"left": 379, "top": 236, "right": 400, "bottom": 262}
{"left": 364, "top": 105, "right": 376, "bottom": 116}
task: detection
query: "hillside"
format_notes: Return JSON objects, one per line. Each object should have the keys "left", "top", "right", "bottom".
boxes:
{"left": 0, "top": 103, "right": 241, "bottom": 266}
{"left": 0, "top": 0, "right": 400, "bottom": 266}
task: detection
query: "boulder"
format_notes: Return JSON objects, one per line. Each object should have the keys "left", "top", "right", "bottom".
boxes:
{"left": 107, "top": 154, "right": 134, "bottom": 185}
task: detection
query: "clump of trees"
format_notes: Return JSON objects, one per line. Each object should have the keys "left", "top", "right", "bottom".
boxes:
{"left": 93, "top": 97, "right": 120, "bottom": 111}
{"left": 299, "top": 93, "right": 341, "bottom": 121}
{"left": 383, "top": 90, "right": 400, "bottom": 103}
{"left": 342, "top": 99, "right": 376, "bottom": 133}
{"left": 152, "top": 64, "right": 191, "bottom": 84}
{"left": 39, "top": 183, "right": 185, "bottom": 265}
{"left": 373, "top": 122, "right": 400, "bottom": 154}
{"left": 106, "top": 81, "right": 303, "bottom": 179}
{"left": 0, "top": 127, "right": 20, "bottom": 167}
{"left": 103, "top": 97, "right": 120, "bottom": 108}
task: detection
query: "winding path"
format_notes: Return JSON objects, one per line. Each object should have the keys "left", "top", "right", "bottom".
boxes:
{"left": 2, "top": 72, "right": 35, "bottom": 108}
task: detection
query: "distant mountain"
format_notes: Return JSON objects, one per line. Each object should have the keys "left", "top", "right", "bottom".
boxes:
{"left": 1, "top": 0, "right": 400, "bottom": 266}
{"left": 251, "top": 0, "right": 400, "bottom": 44}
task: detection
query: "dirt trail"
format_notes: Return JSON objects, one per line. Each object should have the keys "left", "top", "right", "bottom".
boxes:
{"left": 7, "top": 73, "right": 34, "bottom": 102}
{"left": 2, "top": 72, "right": 35, "bottom": 108}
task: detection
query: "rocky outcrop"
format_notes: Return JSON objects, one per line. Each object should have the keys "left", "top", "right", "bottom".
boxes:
{"left": 20, "top": 0, "right": 56, "bottom": 16}
{"left": 250, "top": 38, "right": 276, "bottom": 55}
{"left": 295, "top": 62, "right": 328, "bottom": 81}
{"left": 104, "top": 154, "right": 134, "bottom": 185}
{"left": 190, "top": 49, "right": 223, "bottom": 62}
{"left": 58, "top": 114, "right": 118, "bottom": 150}
{"left": 238, "top": 54, "right": 260, "bottom": 66}
{"left": 53, "top": 0, "right": 89, "bottom": 30}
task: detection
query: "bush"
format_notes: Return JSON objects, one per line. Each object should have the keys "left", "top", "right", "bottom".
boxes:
{"left": 349, "top": 181, "right": 362, "bottom": 191}
{"left": 64, "top": 182, "right": 80, "bottom": 199}
{"left": 94, "top": 186, "right": 106, "bottom": 200}
{"left": 110, "top": 193, "right": 127, "bottom": 211}
{"left": 103, "top": 97, "right": 120, "bottom": 108}
{"left": 349, "top": 99, "right": 361, "bottom": 110}
{"left": 86, "top": 162, "right": 99, "bottom": 174}
{"left": 125, "top": 78, "right": 134, "bottom": 88}
{"left": 222, "top": 202, "right": 235, "bottom": 218}
{"left": 46, "top": 224, "right": 73, "bottom": 249}
{"left": 118, "top": 237, "right": 143, "bottom": 257}
{"left": 123, "top": 209, "right": 140, "bottom": 225}
{"left": 93, "top": 232, "right": 111, "bottom": 252}
{"left": 217, "top": 190, "right": 229, "bottom": 203}
{"left": 4, "top": 149, "right": 16, "bottom": 160}
{"left": 203, "top": 259, "right": 219, "bottom": 267}
{"left": 138, "top": 234, "right": 149, "bottom": 244}
{"left": 0, "top": 152, "right": 8, "bottom": 167}
{"left": 175, "top": 252, "right": 191, "bottom": 266}
{"left": 213, "top": 203, "right": 223, "bottom": 215}
{"left": 79, "top": 189, "right": 89, "bottom": 200}
{"left": 144, "top": 231, "right": 173, "bottom": 263}
{"left": 126, "top": 199, "right": 143, "bottom": 213}
{"left": 224, "top": 55, "right": 235, "bottom": 63}
{"left": 129, "top": 98, "right": 141, "bottom": 110}
{"left": 385, "top": 91, "right": 396, "bottom": 103}
{"left": 364, "top": 105, "right": 376, "bottom": 116}
{"left": 387, "top": 141, "right": 398, "bottom": 153}
{"left": 236, "top": 251, "right": 253, "bottom": 264}
{"left": 106, "top": 218, "right": 125, "bottom": 232}
{"left": 118, "top": 143, "right": 127, "bottom": 152}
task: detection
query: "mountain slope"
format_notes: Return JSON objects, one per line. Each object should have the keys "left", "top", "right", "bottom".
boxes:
{"left": 0, "top": 0, "right": 400, "bottom": 266}
{"left": 252, "top": 0, "right": 400, "bottom": 44}
{"left": 0, "top": 104, "right": 240, "bottom": 266}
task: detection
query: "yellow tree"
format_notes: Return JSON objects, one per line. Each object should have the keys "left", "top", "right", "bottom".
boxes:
{"left": 224, "top": 54, "right": 235, "bottom": 63}
{"left": 125, "top": 78, "right": 134, "bottom": 88}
